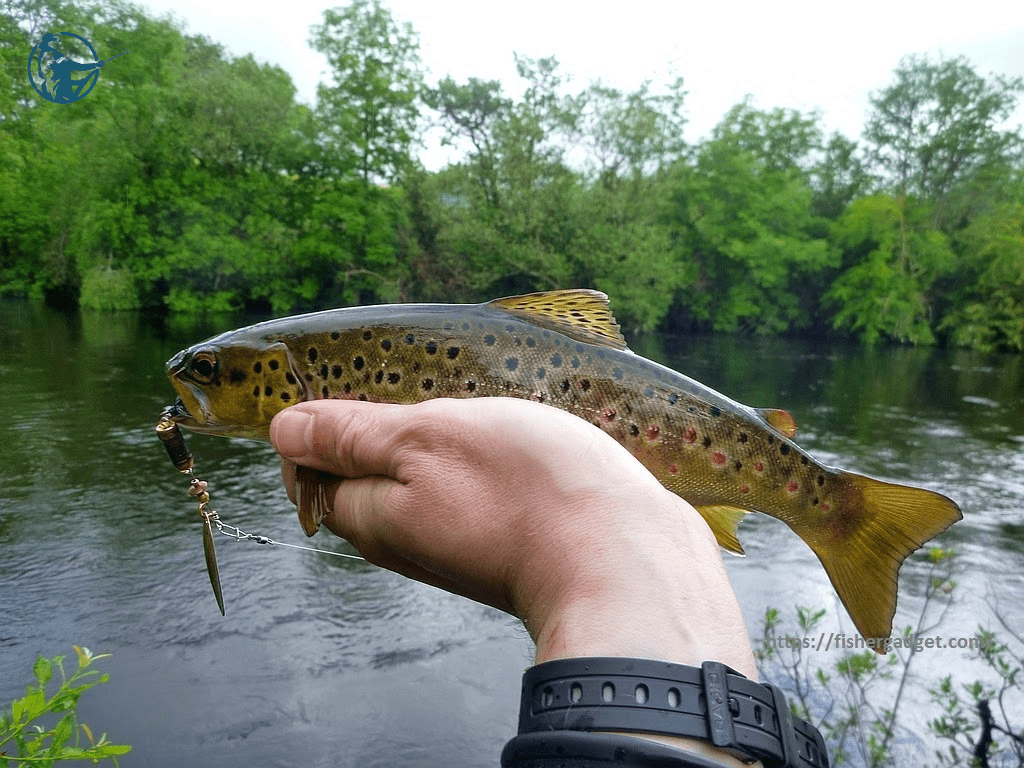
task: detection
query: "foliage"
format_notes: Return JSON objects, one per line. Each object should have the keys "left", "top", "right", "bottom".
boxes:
{"left": 0, "top": 646, "right": 130, "bottom": 766}
{"left": 827, "top": 194, "right": 956, "bottom": 345}
{"left": 1, "top": 1, "right": 1023, "bottom": 350}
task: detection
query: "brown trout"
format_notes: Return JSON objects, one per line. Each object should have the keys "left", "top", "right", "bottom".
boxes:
{"left": 163, "top": 289, "right": 961, "bottom": 645}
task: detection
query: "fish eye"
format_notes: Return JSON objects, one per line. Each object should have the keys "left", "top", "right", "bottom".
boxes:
{"left": 189, "top": 352, "right": 217, "bottom": 383}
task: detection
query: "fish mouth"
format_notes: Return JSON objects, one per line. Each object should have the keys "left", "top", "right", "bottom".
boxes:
{"left": 160, "top": 398, "right": 192, "bottom": 424}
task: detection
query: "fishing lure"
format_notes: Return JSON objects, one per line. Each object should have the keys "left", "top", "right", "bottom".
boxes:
{"left": 156, "top": 409, "right": 225, "bottom": 615}
{"left": 156, "top": 406, "right": 363, "bottom": 615}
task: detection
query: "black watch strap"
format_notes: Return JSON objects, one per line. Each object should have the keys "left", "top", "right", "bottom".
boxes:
{"left": 510, "top": 657, "right": 828, "bottom": 768}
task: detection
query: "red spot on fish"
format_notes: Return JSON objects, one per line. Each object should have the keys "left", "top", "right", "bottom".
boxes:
{"left": 821, "top": 502, "right": 831, "bottom": 512}
{"left": 602, "top": 407, "right": 617, "bottom": 422}
{"left": 684, "top": 426, "right": 697, "bottom": 443}
{"left": 740, "top": 484, "right": 750, "bottom": 494}
{"left": 646, "top": 425, "right": 660, "bottom": 441}
{"left": 711, "top": 451, "right": 727, "bottom": 465}
{"left": 667, "top": 464, "right": 679, "bottom": 475}
{"left": 754, "top": 462, "right": 764, "bottom": 472}
{"left": 788, "top": 481, "right": 799, "bottom": 493}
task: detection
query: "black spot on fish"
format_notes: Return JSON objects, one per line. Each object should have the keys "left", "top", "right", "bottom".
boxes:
{"left": 304, "top": 373, "right": 314, "bottom": 383}
{"left": 710, "top": 405, "right": 721, "bottom": 417}
{"left": 269, "top": 359, "right": 280, "bottom": 371}
{"left": 484, "top": 334, "right": 496, "bottom": 346}
{"left": 526, "top": 337, "right": 535, "bottom": 347}
{"left": 322, "top": 386, "right": 329, "bottom": 398}
{"left": 344, "top": 383, "right": 351, "bottom": 393}
{"left": 331, "top": 331, "right": 340, "bottom": 341}
{"left": 536, "top": 368, "right": 545, "bottom": 379}
{"left": 422, "top": 378, "right": 434, "bottom": 391}
{"left": 506, "top": 357, "right": 519, "bottom": 371}
{"left": 668, "top": 392, "right": 678, "bottom": 405}
{"left": 358, "top": 394, "right": 367, "bottom": 401}
{"left": 230, "top": 369, "right": 246, "bottom": 383}
{"left": 560, "top": 379, "right": 570, "bottom": 392}
{"left": 738, "top": 432, "right": 748, "bottom": 443}
{"left": 308, "top": 348, "right": 318, "bottom": 363}
{"left": 812, "top": 497, "right": 819, "bottom": 506}
{"left": 425, "top": 342, "right": 438, "bottom": 355}
{"left": 281, "top": 392, "right": 291, "bottom": 402}
{"left": 466, "top": 381, "right": 476, "bottom": 392}
{"left": 513, "top": 337, "right": 522, "bottom": 347}
{"left": 630, "top": 424, "right": 640, "bottom": 437}
{"left": 800, "top": 455, "right": 809, "bottom": 465}
{"left": 332, "top": 365, "right": 343, "bottom": 379}
{"left": 817, "top": 474, "right": 825, "bottom": 486}
{"left": 374, "top": 370, "right": 384, "bottom": 384}
{"left": 405, "top": 334, "right": 415, "bottom": 345}
{"left": 780, "top": 443, "right": 790, "bottom": 455}
{"left": 319, "top": 364, "right": 328, "bottom": 379}
{"left": 447, "top": 346, "right": 460, "bottom": 360}
{"left": 353, "top": 356, "right": 365, "bottom": 371}
{"left": 612, "top": 367, "right": 623, "bottom": 381}
{"left": 702, "top": 435, "right": 712, "bottom": 449}
{"left": 286, "top": 372, "right": 297, "bottom": 385}
{"left": 381, "top": 339, "right": 392, "bottom": 351}
{"left": 767, "top": 435, "right": 775, "bottom": 444}
{"left": 735, "top": 460, "right": 743, "bottom": 472}
{"left": 551, "top": 353, "right": 562, "bottom": 367}
{"left": 688, "top": 405, "right": 697, "bottom": 413}
{"left": 362, "top": 331, "right": 372, "bottom": 341}
{"left": 580, "top": 379, "right": 591, "bottom": 391}
{"left": 253, "top": 386, "right": 260, "bottom": 397}
{"left": 265, "top": 386, "right": 273, "bottom": 396}
{"left": 253, "top": 361, "right": 262, "bottom": 374}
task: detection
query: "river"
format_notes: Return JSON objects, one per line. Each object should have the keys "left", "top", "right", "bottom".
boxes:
{"left": 1, "top": 300, "right": 1021, "bottom": 766}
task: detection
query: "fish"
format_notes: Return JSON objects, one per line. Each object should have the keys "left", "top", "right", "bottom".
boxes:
{"left": 163, "top": 289, "right": 962, "bottom": 645}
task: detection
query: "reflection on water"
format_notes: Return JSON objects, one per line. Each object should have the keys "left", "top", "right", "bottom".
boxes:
{"left": 2, "top": 301, "right": 1022, "bottom": 766}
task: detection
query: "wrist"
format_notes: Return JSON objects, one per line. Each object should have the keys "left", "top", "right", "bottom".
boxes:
{"left": 513, "top": 496, "right": 758, "bottom": 766}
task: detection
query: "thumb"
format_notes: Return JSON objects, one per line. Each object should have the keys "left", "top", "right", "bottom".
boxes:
{"left": 270, "top": 400, "right": 412, "bottom": 480}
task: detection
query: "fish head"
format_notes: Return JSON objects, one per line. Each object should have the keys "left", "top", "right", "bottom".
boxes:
{"left": 165, "top": 338, "right": 305, "bottom": 441}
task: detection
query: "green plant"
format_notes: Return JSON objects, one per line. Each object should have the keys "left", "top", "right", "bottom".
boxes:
{"left": 755, "top": 547, "right": 963, "bottom": 766}
{"left": 0, "top": 647, "right": 131, "bottom": 766}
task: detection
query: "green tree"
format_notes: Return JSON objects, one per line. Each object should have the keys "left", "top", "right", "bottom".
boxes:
{"left": 310, "top": 0, "right": 422, "bottom": 185}
{"left": 864, "top": 54, "right": 1023, "bottom": 225}
{"left": 667, "top": 102, "right": 835, "bottom": 334}
{"left": 826, "top": 194, "right": 956, "bottom": 345}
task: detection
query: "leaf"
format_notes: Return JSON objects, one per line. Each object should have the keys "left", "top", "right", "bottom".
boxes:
{"left": 33, "top": 658, "right": 53, "bottom": 687}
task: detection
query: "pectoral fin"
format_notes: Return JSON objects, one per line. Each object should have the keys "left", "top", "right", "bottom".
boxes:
{"left": 296, "top": 465, "right": 333, "bottom": 536}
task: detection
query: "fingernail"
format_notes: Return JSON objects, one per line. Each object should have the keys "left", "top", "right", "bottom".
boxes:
{"left": 272, "top": 410, "right": 313, "bottom": 458}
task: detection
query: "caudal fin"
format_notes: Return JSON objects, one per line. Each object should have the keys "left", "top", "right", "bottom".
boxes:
{"left": 808, "top": 471, "right": 961, "bottom": 651}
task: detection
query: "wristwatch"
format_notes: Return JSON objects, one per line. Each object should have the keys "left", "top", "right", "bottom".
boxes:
{"left": 501, "top": 657, "right": 829, "bottom": 768}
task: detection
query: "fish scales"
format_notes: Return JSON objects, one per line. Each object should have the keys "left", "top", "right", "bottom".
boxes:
{"left": 164, "top": 289, "right": 961, "bottom": 647}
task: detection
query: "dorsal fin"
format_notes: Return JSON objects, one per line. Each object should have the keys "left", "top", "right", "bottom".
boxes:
{"left": 758, "top": 408, "right": 797, "bottom": 438}
{"left": 487, "top": 289, "right": 628, "bottom": 350}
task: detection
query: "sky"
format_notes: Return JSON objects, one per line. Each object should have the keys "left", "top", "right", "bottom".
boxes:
{"left": 133, "top": 0, "right": 1024, "bottom": 170}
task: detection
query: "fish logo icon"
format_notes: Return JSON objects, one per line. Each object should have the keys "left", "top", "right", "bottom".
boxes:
{"left": 27, "top": 31, "right": 130, "bottom": 104}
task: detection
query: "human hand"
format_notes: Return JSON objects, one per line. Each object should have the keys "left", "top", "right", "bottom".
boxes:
{"left": 270, "top": 397, "right": 755, "bottom": 679}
